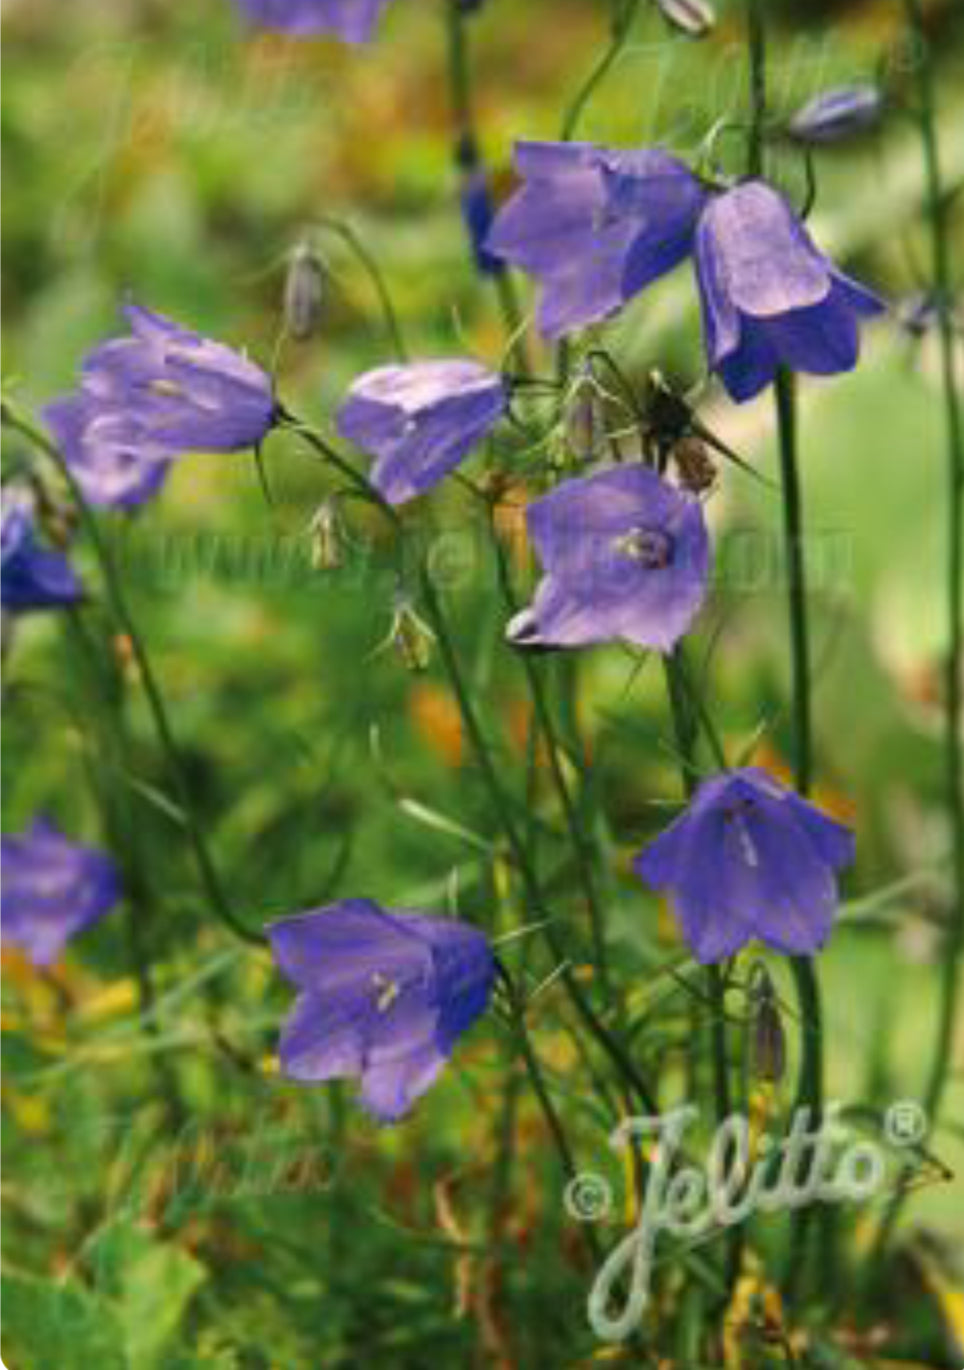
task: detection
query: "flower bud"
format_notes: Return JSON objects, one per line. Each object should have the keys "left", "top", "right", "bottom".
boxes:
{"left": 387, "top": 591, "right": 435, "bottom": 673}
{"left": 563, "top": 375, "right": 602, "bottom": 463}
{"left": 787, "top": 84, "right": 883, "bottom": 146}
{"left": 308, "top": 499, "right": 343, "bottom": 571}
{"left": 284, "top": 242, "right": 325, "bottom": 342}
{"left": 748, "top": 966, "right": 786, "bottom": 1084}
{"left": 655, "top": 0, "right": 716, "bottom": 37}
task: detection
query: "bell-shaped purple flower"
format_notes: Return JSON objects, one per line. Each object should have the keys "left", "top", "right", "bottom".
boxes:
{"left": 507, "top": 465, "right": 710, "bottom": 652}
{"left": 485, "top": 142, "right": 707, "bottom": 338}
{"left": 634, "top": 767, "right": 855, "bottom": 963}
{"left": 1, "top": 495, "right": 82, "bottom": 613}
{"left": 1, "top": 817, "right": 121, "bottom": 966}
{"left": 43, "top": 304, "right": 277, "bottom": 507}
{"left": 336, "top": 359, "right": 506, "bottom": 505}
{"left": 694, "top": 180, "right": 885, "bottom": 402}
{"left": 233, "top": 0, "right": 392, "bottom": 41}
{"left": 43, "top": 395, "right": 171, "bottom": 510}
{"left": 268, "top": 899, "right": 496, "bottom": 1123}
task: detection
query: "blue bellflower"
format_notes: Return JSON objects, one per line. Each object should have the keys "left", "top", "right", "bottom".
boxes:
{"left": 485, "top": 142, "right": 707, "bottom": 337}
{"left": 507, "top": 465, "right": 710, "bottom": 652}
{"left": 44, "top": 304, "right": 277, "bottom": 507}
{"left": 43, "top": 396, "right": 171, "bottom": 510}
{"left": 234, "top": 0, "right": 393, "bottom": 41}
{"left": 1, "top": 817, "right": 121, "bottom": 966}
{"left": 695, "top": 180, "right": 885, "bottom": 402}
{"left": 268, "top": 899, "right": 497, "bottom": 1122}
{"left": 336, "top": 359, "right": 506, "bottom": 505}
{"left": 634, "top": 767, "right": 855, "bottom": 963}
{"left": 1, "top": 496, "right": 82, "bottom": 613}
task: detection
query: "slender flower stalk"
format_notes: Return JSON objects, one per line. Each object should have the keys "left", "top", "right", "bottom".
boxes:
{"left": 421, "top": 562, "right": 659, "bottom": 1113}
{"left": 315, "top": 216, "right": 408, "bottom": 361}
{"left": 63, "top": 610, "right": 184, "bottom": 1121}
{"left": 870, "top": 0, "right": 964, "bottom": 1269}
{"left": 1, "top": 400, "right": 263, "bottom": 947}
{"left": 560, "top": 0, "right": 640, "bottom": 142}
{"left": 441, "top": 0, "right": 529, "bottom": 374}
{"left": 903, "top": 0, "right": 964, "bottom": 1142}
{"left": 663, "top": 647, "right": 741, "bottom": 1294}
{"left": 488, "top": 507, "right": 612, "bottom": 994}
{"left": 743, "top": 0, "right": 826, "bottom": 1300}
{"left": 495, "top": 965, "right": 602, "bottom": 1265}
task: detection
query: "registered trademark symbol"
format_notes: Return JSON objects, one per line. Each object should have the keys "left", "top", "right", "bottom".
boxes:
{"left": 564, "top": 1172, "right": 613, "bottom": 1223}
{"left": 884, "top": 1100, "right": 927, "bottom": 1148}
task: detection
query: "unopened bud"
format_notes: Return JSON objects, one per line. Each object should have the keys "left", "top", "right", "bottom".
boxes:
{"left": 284, "top": 242, "right": 325, "bottom": 342}
{"left": 655, "top": 0, "right": 716, "bottom": 38}
{"left": 563, "top": 376, "right": 602, "bottom": 463}
{"left": 748, "top": 966, "right": 786, "bottom": 1084}
{"left": 308, "top": 499, "right": 343, "bottom": 571}
{"left": 388, "top": 592, "right": 435, "bottom": 673}
{"left": 787, "top": 84, "right": 884, "bottom": 146}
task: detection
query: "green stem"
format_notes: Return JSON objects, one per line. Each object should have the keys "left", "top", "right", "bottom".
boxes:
{"left": 315, "top": 216, "right": 407, "bottom": 362}
{"left": 442, "top": 0, "right": 531, "bottom": 377}
{"left": 489, "top": 521, "right": 611, "bottom": 993}
{"left": 560, "top": 0, "right": 640, "bottom": 142}
{"left": 499, "top": 973, "right": 602, "bottom": 1267}
{"left": 2, "top": 401, "right": 262, "bottom": 947}
{"left": 64, "top": 610, "right": 184, "bottom": 1122}
{"left": 745, "top": 0, "right": 766, "bottom": 179}
{"left": 870, "top": 0, "right": 964, "bottom": 1268}
{"left": 555, "top": 0, "right": 640, "bottom": 390}
{"left": 773, "top": 371, "right": 812, "bottom": 793}
{"left": 774, "top": 368, "right": 825, "bottom": 1298}
{"left": 907, "top": 0, "right": 964, "bottom": 1155}
{"left": 443, "top": 0, "right": 472, "bottom": 139}
{"left": 664, "top": 649, "right": 741, "bottom": 1294}
{"left": 420, "top": 565, "right": 659, "bottom": 1114}
{"left": 743, "top": 0, "right": 826, "bottom": 1299}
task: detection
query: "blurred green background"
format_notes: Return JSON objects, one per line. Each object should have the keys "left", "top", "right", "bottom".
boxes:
{"left": 3, "top": 0, "right": 964, "bottom": 1365}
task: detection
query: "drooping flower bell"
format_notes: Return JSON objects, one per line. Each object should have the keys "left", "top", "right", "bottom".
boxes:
{"left": 1, "top": 494, "right": 82, "bottom": 613}
{"left": 233, "top": 0, "right": 393, "bottom": 41}
{"left": 268, "top": 899, "right": 497, "bottom": 1122}
{"left": 43, "top": 304, "right": 277, "bottom": 507}
{"left": 694, "top": 180, "right": 885, "bottom": 402}
{"left": 1, "top": 817, "right": 121, "bottom": 966}
{"left": 633, "top": 767, "right": 855, "bottom": 963}
{"left": 43, "top": 395, "right": 171, "bottom": 510}
{"left": 336, "top": 359, "right": 506, "bottom": 505}
{"left": 485, "top": 142, "right": 708, "bottom": 337}
{"left": 507, "top": 464, "right": 710, "bottom": 652}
